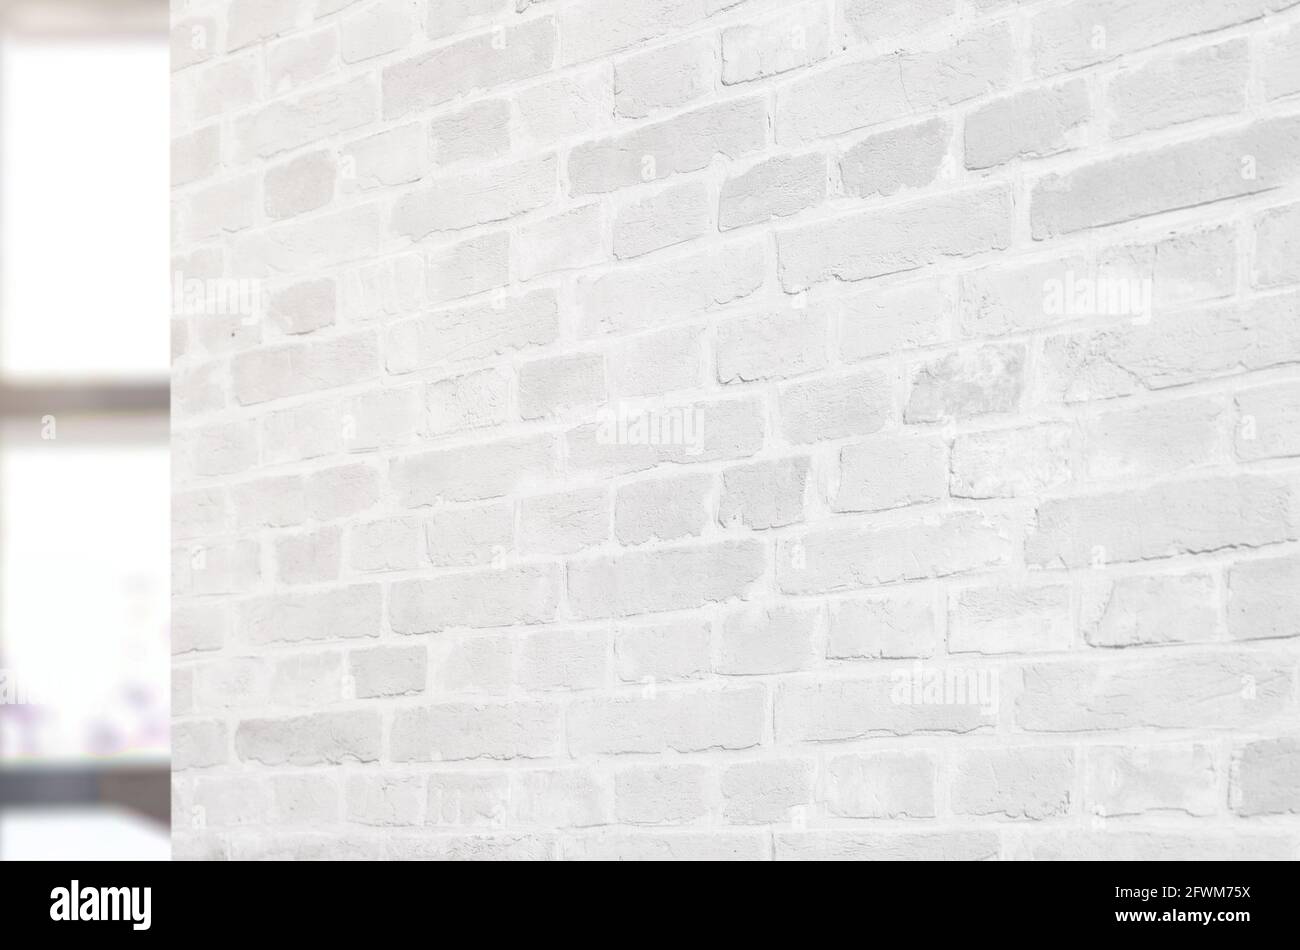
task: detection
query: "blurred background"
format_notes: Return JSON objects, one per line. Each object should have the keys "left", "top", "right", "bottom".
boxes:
{"left": 0, "top": 0, "right": 168, "bottom": 859}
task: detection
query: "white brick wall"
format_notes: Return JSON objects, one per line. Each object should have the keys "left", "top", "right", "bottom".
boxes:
{"left": 172, "top": 0, "right": 1300, "bottom": 860}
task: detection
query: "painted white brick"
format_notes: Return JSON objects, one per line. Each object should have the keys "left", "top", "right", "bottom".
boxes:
{"left": 1107, "top": 40, "right": 1247, "bottom": 139}
{"left": 841, "top": 118, "right": 950, "bottom": 197}
{"left": 717, "top": 603, "right": 818, "bottom": 674}
{"left": 718, "top": 152, "right": 827, "bottom": 231}
{"left": 616, "top": 473, "right": 712, "bottom": 544}
{"left": 567, "top": 98, "right": 767, "bottom": 195}
{"left": 1081, "top": 572, "right": 1219, "bottom": 647}
{"left": 827, "top": 589, "right": 938, "bottom": 660}
{"left": 429, "top": 99, "right": 512, "bottom": 168}
{"left": 615, "top": 36, "right": 713, "bottom": 118}
{"left": 718, "top": 456, "right": 810, "bottom": 529}
{"left": 1088, "top": 744, "right": 1219, "bottom": 817}
{"left": 178, "top": 0, "right": 1300, "bottom": 861}
{"left": 613, "top": 181, "right": 711, "bottom": 259}
{"left": 834, "top": 434, "right": 947, "bottom": 513}
{"left": 826, "top": 751, "right": 937, "bottom": 818}
{"left": 951, "top": 748, "right": 1075, "bottom": 819}
{"left": 715, "top": 308, "right": 827, "bottom": 383}
{"left": 965, "top": 80, "right": 1089, "bottom": 169}
{"left": 518, "top": 487, "right": 609, "bottom": 555}
{"left": 721, "top": 1, "right": 829, "bottom": 85}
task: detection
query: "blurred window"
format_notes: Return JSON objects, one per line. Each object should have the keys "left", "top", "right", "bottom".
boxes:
{"left": 0, "top": 6, "right": 168, "bottom": 766}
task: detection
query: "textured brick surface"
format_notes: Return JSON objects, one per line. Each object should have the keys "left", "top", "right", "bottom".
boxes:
{"left": 173, "top": 0, "right": 1300, "bottom": 860}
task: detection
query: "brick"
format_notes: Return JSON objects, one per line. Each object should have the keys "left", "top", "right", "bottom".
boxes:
{"left": 391, "top": 701, "right": 563, "bottom": 761}
{"left": 614, "top": 618, "right": 712, "bottom": 683}
{"left": 950, "top": 423, "right": 1074, "bottom": 499}
{"left": 1081, "top": 572, "right": 1219, "bottom": 647}
{"left": 905, "top": 344, "right": 1025, "bottom": 423}
{"left": 608, "top": 326, "right": 705, "bottom": 398}
{"left": 948, "top": 583, "right": 1073, "bottom": 655}
{"left": 776, "top": 673, "right": 994, "bottom": 741}
{"left": 240, "top": 585, "right": 381, "bottom": 646}
{"left": 392, "top": 155, "right": 556, "bottom": 240}
{"left": 1088, "top": 744, "right": 1218, "bottom": 817}
{"left": 382, "top": 16, "right": 556, "bottom": 118}
{"left": 777, "top": 512, "right": 1012, "bottom": 594}
{"left": 1026, "top": 475, "right": 1297, "bottom": 568}
{"left": 567, "top": 98, "right": 767, "bottom": 195}
{"left": 775, "top": 831, "right": 999, "bottom": 861}
{"left": 779, "top": 368, "right": 892, "bottom": 444}
{"left": 268, "top": 278, "right": 336, "bottom": 335}
{"left": 275, "top": 525, "right": 341, "bottom": 585}
{"left": 965, "top": 80, "right": 1089, "bottom": 169}
{"left": 341, "top": 0, "right": 421, "bottom": 63}
{"left": 517, "top": 629, "right": 609, "bottom": 691}
{"left": 390, "top": 434, "right": 557, "bottom": 505}
{"left": 1233, "top": 738, "right": 1300, "bottom": 816}
{"left": 516, "top": 204, "right": 605, "bottom": 280}
{"left": 717, "top": 603, "right": 818, "bottom": 674}
{"left": 345, "top": 774, "right": 423, "bottom": 826}
{"left": 718, "top": 457, "right": 810, "bottom": 529}
{"left": 427, "top": 369, "right": 511, "bottom": 436}
{"left": 828, "top": 589, "right": 938, "bottom": 660}
{"left": 515, "top": 67, "right": 614, "bottom": 144}
{"left": 577, "top": 240, "right": 764, "bottom": 336}
{"left": 567, "top": 686, "right": 767, "bottom": 755}
{"left": 842, "top": 118, "right": 950, "bottom": 197}
{"left": 428, "top": 99, "right": 512, "bottom": 167}
{"left": 349, "top": 645, "right": 426, "bottom": 698}
{"left": 341, "top": 123, "right": 425, "bottom": 190}
{"left": 1107, "top": 40, "right": 1248, "bottom": 139}
{"left": 1039, "top": 294, "right": 1300, "bottom": 402}
{"left": 428, "top": 232, "right": 510, "bottom": 304}
{"left": 518, "top": 487, "right": 609, "bottom": 555}
{"left": 951, "top": 748, "right": 1075, "bottom": 819}
{"left": 613, "top": 181, "right": 712, "bottom": 259}
{"left": 235, "top": 710, "right": 381, "bottom": 766}
{"left": 835, "top": 434, "right": 946, "bottom": 513}
{"left": 840, "top": 278, "right": 953, "bottom": 361}
{"left": 512, "top": 769, "right": 607, "bottom": 827}
{"left": 615, "top": 764, "right": 711, "bottom": 823}
{"left": 719, "top": 152, "right": 827, "bottom": 230}
{"left": 234, "top": 76, "right": 377, "bottom": 161}
{"left": 721, "top": 1, "right": 829, "bottom": 85}
{"left": 615, "top": 36, "right": 713, "bottom": 118}
{"left": 567, "top": 540, "right": 765, "bottom": 619}
{"left": 518, "top": 353, "right": 606, "bottom": 420}
{"left": 1017, "top": 653, "right": 1294, "bottom": 731}
{"left": 265, "top": 150, "right": 336, "bottom": 220}
{"left": 559, "top": 0, "right": 726, "bottom": 65}
{"left": 565, "top": 395, "right": 765, "bottom": 475}
{"left": 390, "top": 565, "right": 562, "bottom": 632}
{"left": 426, "top": 503, "right": 515, "bottom": 568}
{"left": 1030, "top": 116, "right": 1300, "bottom": 239}
{"left": 721, "top": 759, "right": 814, "bottom": 823}
{"left": 266, "top": 26, "right": 339, "bottom": 93}
{"left": 775, "top": 54, "right": 909, "bottom": 144}
{"left": 826, "top": 751, "right": 937, "bottom": 818}
{"left": 385, "top": 291, "right": 558, "bottom": 374}
{"left": 778, "top": 186, "right": 1013, "bottom": 291}
{"left": 1227, "top": 554, "right": 1300, "bottom": 641}
{"left": 716, "top": 308, "right": 827, "bottom": 383}
{"left": 234, "top": 333, "right": 377, "bottom": 406}
{"left": 1261, "top": 23, "right": 1300, "bottom": 101}
{"left": 1029, "top": 0, "right": 1278, "bottom": 76}
{"left": 1253, "top": 201, "right": 1300, "bottom": 288}
{"left": 616, "top": 473, "right": 712, "bottom": 544}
